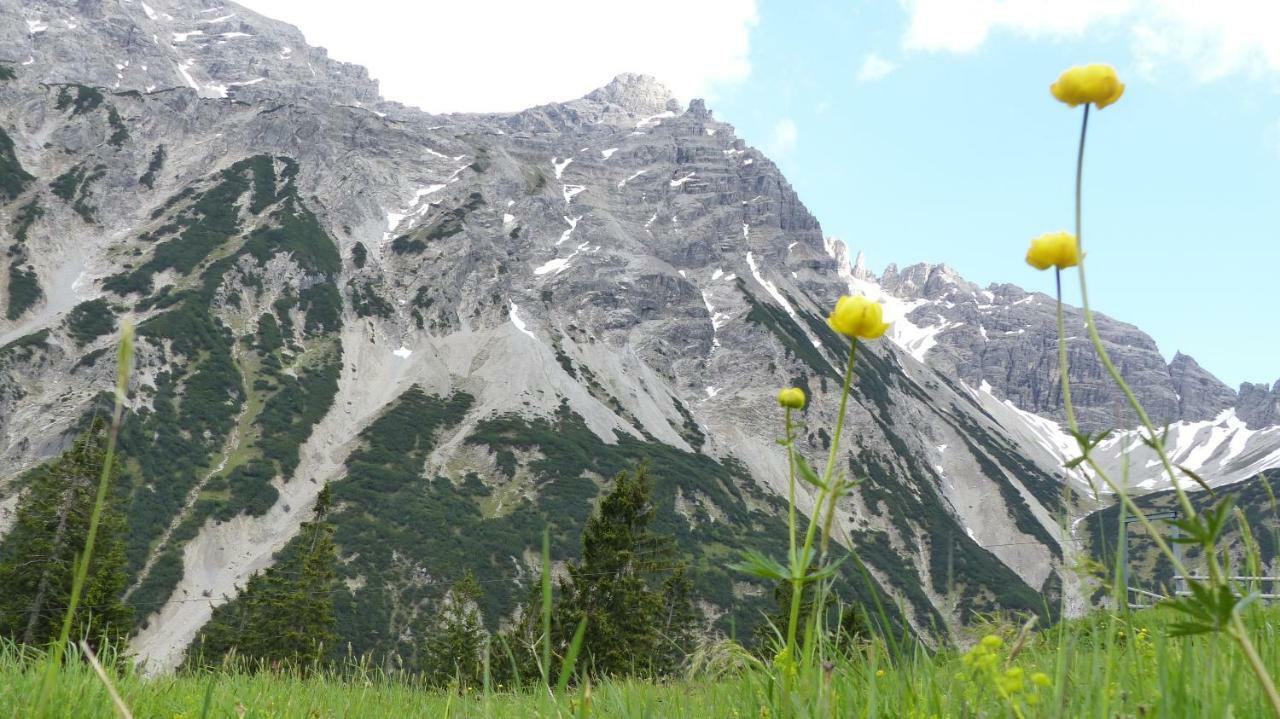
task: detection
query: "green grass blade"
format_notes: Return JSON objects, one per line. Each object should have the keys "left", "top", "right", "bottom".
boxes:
{"left": 556, "top": 617, "right": 588, "bottom": 694}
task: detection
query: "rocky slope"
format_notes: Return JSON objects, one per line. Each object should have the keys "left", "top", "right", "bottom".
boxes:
{"left": 0, "top": 0, "right": 1276, "bottom": 674}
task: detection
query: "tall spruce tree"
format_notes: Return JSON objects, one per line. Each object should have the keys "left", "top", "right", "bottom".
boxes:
{"left": 553, "top": 463, "right": 696, "bottom": 678}
{"left": 191, "top": 486, "right": 338, "bottom": 670}
{"left": 420, "top": 570, "right": 486, "bottom": 689}
{"left": 0, "top": 418, "right": 131, "bottom": 649}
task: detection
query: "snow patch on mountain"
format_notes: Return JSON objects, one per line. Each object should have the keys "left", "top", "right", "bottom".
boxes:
{"left": 509, "top": 303, "right": 537, "bottom": 340}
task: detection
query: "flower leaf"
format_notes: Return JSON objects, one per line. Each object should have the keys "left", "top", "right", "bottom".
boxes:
{"left": 731, "top": 549, "right": 787, "bottom": 582}
{"left": 794, "top": 454, "right": 826, "bottom": 490}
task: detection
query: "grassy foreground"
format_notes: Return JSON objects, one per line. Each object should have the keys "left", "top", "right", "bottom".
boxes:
{"left": 6, "top": 604, "right": 1280, "bottom": 717}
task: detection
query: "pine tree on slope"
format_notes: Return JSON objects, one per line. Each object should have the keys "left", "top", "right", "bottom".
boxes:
{"left": 553, "top": 462, "right": 696, "bottom": 678}
{"left": 191, "top": 486, "right": 338, "bottom": 670}
{"left": 0, "top": 418, "right": 131, "bottom": 650}
{"left": 420, "top": 570, "right": 486, "bottom": 690}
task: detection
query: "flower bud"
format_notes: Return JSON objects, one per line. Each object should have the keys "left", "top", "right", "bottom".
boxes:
{"left": 777, "top": 387, "right": 806, "bottom": 410}
{"left": 1051, "top": 64, "right": 1125, "bottom": 109}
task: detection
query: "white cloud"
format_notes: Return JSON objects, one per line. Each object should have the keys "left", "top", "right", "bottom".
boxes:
{"left": 899, "top": 0, "right": 1280, "bottom": 81}
{"left": 901, "top": 0, "right": 1134, "bottom": 53}
{"left": 239, "top": 0, "right": 758, "bottom": 113}
{"left": 766, "top": 118, "right": 798, "bottom": 157}
{"left": 856, "top": 53, "right": 898, "bottom": 82}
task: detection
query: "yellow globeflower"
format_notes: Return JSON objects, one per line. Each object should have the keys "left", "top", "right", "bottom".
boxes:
{"left": 1025, "top": 231, "right": 1080, "bottom": 271}
{"left": 777, "top": 387, "right": 806, "bottom": 410}
{"left": 827, "top": 295, "right": 890, "bottom": 340}
{"left": 1050, "top": 64, "right": 1125, "bottom": 109}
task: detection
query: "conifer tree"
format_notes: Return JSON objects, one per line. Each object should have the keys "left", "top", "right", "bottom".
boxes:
{"left": 491, "top": 581, "right": 547, "bottom": 687}
{"left": 0, "top": 419, "right": 131, "bottom": 650}
{"left": 420, "top": 570, "right": 485, "bottom": 690}
{"left": 553, "top": 463, "right": 696, "bottom": 678}
{"left": 192, "top": 486, "right": 338, "bottom": 670}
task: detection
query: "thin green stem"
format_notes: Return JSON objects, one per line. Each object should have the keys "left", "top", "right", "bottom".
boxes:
{"left": 785, "top": 341, "right": 858, "bottom": 665}
{"left": 785, "top": 408, "right": 797, "bottom": 569}
{"left": 1064, "top": 103, "right": 1280, "bottom": 717}
{"left": 821, "top": 340, "right": 859, "bottom": 489}
{"left": 1059, "top": 107, "right": 1193, "bottom": 584}
{"left": 783, "top": 406, "right": 803, "bottom": 669}
{"left": 1071, "top": 104, "right": 1198, "bottom": 532}
{"left": 1054, "top": 271, "right": 1077, "bottom": 432}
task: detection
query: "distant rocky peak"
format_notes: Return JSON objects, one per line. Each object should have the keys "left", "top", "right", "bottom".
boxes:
{"left": 1, "top": 0, "right": 382, "bottom": 106}
{"left": 583, "top": 72, "right": 681, "bottom": 116}
{"left": 1238, "top": 380, "right": 1280, "bottom": 430}
{"left": 851, "top": 249, "right": 869, "bottom": 280}
{"left": 823, "top": 236, "right": 874, "bottom": 289}
{"left": 1168, "top": 351, "right": 1237, "bottom": 421}
{"left": 879, "top": 261, "right": 972, "bottom": 301}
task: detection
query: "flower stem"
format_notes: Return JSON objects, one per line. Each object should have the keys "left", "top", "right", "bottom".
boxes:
{"left": 785, "top": 340, "right": 858, "bottom": 664}
{"left": 1071, "top": 105, "right": 1200, "bottom": 534}
{"left": 1065, "top": 103, "right": 1280, "bottom": 717}
{"left": 785, "top": 407, "right": 798, "bottom": 568}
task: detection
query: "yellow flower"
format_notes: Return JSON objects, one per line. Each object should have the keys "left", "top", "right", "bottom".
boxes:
{"left": 997, "top": 667, "right": 1026, "bottom": 695}
{"left": 876, "top": 669, "right": 886, "bottom": 677}
{"left": 980, "top": 634, "right": 1004, "bottom": 651}
{"left": 1050, "top": 64, "right": 1125, "bottom": 109}
{"left": 772, "top": 646, "right": 798, "bottom": 681}
{"left": 827, "top": 295, "right": 890, "bottom": 340}
{"left": 1025, "top": 231, "right": 1080, "bottom": 271}
{"left": 1031, "top": 672, "right": 1052, "bottom": 688}
{"left": 777, "top": 387, "right": 806, "bottom": 410}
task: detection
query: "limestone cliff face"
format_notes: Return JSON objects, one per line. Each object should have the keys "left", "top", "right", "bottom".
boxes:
{"left": 875, "top": 263, "right": 1244, "bottom": 432}
{"left": 0, "top": 0, "right": 1274, "bottom": 674}
{"left": 1238, "top": 381, "right": 1280, "bottom": 430}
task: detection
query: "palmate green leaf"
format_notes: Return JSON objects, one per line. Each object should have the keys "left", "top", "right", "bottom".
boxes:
{"left": 806, "top": 554, "right": 850, "bottom": 583}
{"left": 731, "top": 549, "right": 788, "bottom": 582}
{"left": 1064, "top": 454, "right": 1088, "bottom": 470}
{"left": 1163, "top": 579, "right": 1258, "bottom": 637}
{"left": 793, "top": 454, "right": 826, "bottom": 490}
{"left": 1069, "top": 428, "right": 1113, "bottom": 453}
{"left": 1170, "top": 498, "right": 1236, "bottom": 546}
{"left": 1167, "top": 620, "right": 1217, "bottom": 638}
{"left": 1065, "top": 428, "right": 1112, "bottom": 470}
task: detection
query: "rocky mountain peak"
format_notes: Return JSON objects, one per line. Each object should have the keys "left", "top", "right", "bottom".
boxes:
{"left": 1167, "top": 351, "right": 1236, "bottom": 421}
{"left": 1, "top": 0, "right": 383, "bottom": 106}
{"left": 879, "top": 261, "right": 971, "bottom": 301}
{"left": 851, "top": 249, "right": 870, "bottom": 280}
{"left": 1238, "top": 380, "right": 1280, "bottom": 429}
{"left": 583, "top": 72, "right": 680, "bottom": 116}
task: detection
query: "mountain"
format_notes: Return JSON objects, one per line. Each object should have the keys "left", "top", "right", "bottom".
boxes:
{"left": 1, "top": 0, "right": 1277, "bottom": 673}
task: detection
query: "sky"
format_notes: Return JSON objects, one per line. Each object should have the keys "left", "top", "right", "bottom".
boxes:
{"left": 241, "top": 0, "right": 1279, "bottom": 389}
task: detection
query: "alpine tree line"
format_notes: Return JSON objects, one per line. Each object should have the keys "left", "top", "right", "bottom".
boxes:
{"left": 0, "top": 421, "right": 703, "bottom": 685}
{"left": 0, "top": 419, "right": 869, "bottom": 686}
{"left": 192, "top": 462, "right": 702, "bottom": 686}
